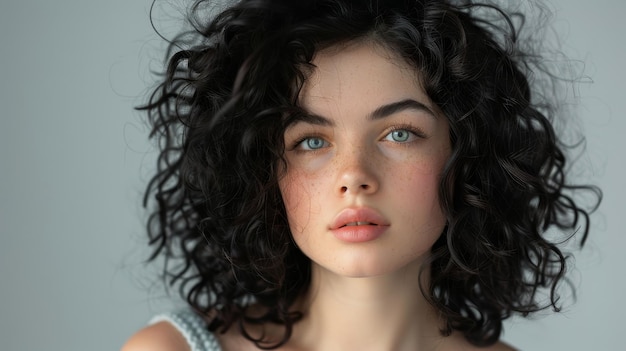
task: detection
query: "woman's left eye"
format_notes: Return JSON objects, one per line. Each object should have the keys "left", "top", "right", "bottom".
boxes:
{"left": 384, "top": 129, "right": 415, "bottom": 142}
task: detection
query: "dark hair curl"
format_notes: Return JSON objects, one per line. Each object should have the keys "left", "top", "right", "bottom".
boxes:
{"left": 140, "top": 0, "right": 601, "bottom": 348}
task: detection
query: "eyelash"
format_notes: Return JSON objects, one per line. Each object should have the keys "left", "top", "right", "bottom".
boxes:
{"left": 385, "top": 124, "right": 427, "bottom": 141}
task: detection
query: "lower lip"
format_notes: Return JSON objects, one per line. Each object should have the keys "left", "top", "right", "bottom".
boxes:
{"left": 331, "top": 225, "right": 388, "bottom": 243}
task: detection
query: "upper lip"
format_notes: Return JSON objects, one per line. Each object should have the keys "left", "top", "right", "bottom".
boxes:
{"left": 330, "top": 207, "right": 390, "bottom": 230}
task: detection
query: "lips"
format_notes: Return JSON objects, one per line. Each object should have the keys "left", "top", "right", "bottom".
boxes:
{"left": 329, "top": 207, "right": 390, "bottom": 243}
{"left": 343, "top": 221, "right": 375, "bottom": 227}
{"left": 330, "top": 207, "right": 389, "bottom": 230}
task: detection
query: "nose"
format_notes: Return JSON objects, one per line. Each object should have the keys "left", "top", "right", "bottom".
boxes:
{"left": 336, "top": 148, "right": 379, "bottom": 196}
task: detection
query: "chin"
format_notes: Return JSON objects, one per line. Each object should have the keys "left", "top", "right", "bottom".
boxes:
{"left": 313, "top": 251, "right": 427, "bottom": 279}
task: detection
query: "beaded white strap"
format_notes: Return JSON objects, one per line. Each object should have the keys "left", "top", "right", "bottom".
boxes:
{"left": 150, "top": 310, "right": 222, "bottom": 351}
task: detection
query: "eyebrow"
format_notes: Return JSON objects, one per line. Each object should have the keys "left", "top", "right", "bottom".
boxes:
{"left": 369, "top": 99, "right": 437, "bottom": 121}
{"left": 292, "top": 99, "right": 437, "bottom": 127}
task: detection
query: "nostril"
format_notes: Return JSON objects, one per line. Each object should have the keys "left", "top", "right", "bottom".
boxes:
{"left": 341, "top": 186, "right": 348, "bottom": 193}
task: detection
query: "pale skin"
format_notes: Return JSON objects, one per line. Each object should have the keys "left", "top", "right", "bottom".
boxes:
{"left": 122, "top": 41, "right": 516, "bottom": 351}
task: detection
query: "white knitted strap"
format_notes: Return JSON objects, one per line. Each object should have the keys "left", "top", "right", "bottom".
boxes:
{"left": 150, "top": 310, "right": 222, "bottom": 351}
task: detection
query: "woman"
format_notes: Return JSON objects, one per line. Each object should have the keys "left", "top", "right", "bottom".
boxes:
{"left": 123, "top": 0, "right": 600, "bottom": 349}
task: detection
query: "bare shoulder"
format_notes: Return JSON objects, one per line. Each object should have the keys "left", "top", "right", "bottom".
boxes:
{"left": 120, "top": 321, "right": 190, "bottom": 351}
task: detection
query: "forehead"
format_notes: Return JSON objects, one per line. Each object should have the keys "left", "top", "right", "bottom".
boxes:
{"left": 298, "top": 41, "right": 432, "bottom": 114}
{"left": 308, "top": 40, "right": 417, "bottom": 82}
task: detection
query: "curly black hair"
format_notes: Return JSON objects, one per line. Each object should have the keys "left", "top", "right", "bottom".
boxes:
{"left": 140, "top": 0, "right": 601, "bottom": 348}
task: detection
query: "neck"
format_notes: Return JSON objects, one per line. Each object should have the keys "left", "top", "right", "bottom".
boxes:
{"left": 290, "top": 262, "right": 445, "bottom": 351}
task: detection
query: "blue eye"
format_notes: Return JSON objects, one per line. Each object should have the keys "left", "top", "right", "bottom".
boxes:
{"left": 299, "top": 137, "right": 328, "bottom": 150}
{"left": 386, "top": 129, "right": 412, "bottom": 142}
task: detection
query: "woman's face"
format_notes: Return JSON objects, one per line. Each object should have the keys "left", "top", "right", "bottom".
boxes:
{"left": 279, "top": 42, "right": 451, "bottom": 277}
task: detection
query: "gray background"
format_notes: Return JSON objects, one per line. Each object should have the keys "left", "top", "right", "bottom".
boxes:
{"left": 0, "top": 1, "right": 622, "bottom": 350}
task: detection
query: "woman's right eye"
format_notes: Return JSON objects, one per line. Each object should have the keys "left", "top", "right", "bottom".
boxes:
{"left": 297, "top": 137, "right": 329, "bottom": 151}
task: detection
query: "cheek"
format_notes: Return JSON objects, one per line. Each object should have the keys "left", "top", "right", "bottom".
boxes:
{"left": 279, "top": 171, "right": 323, "bottom": 235}
{"left": 398, "top": 172, "right": 439, "bottom": 205}
{"left": 394, "top": 159, "right": 447, "bottom": 223}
